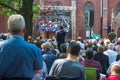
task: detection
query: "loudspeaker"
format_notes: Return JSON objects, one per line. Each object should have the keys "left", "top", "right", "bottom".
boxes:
{"left": 89, "top": 10, "right": 94, "bottom": 27}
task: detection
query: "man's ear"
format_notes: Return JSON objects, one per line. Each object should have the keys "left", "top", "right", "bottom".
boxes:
{"left": 66, "top": 48, "right": 69, "bottom": 54}
{"left": 23, "top": 27, "right": 26, "bottom": 33}
{"left": 22, "top": 27, "right": 26, "bottom": 36}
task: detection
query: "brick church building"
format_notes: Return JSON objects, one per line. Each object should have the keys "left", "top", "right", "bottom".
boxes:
{"left": 1, "top": 0, "right": 120, "bottom": 39}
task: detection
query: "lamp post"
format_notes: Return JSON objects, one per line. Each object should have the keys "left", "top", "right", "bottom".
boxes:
{"left": 71, "top": 0, "right": 77, "bottom": 40}
{"left": 100, "top": 0, "right": 103, "bottom": 38}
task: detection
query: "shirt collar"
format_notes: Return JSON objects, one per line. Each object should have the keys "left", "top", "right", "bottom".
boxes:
{"left": 11, "top": 35, "right": 24, "bottom": 40}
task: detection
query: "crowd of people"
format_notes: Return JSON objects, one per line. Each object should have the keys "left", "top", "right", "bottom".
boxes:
{"left": 0, "top": 14, "right": 120, "bottom": 80}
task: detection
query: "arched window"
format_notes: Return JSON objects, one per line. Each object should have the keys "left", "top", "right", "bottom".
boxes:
{"left": 116, "top": 3, "right": 120, "bottom": 15}
{"left": 84, "top": 2, "right": 94, "bottom": 28}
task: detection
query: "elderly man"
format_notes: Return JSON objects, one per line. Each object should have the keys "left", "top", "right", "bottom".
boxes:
{"left": 104, "top": 43, "right": 118, "bottom": 65}
{"left": 0, "top": 14, "right": 43, "bottom": 80}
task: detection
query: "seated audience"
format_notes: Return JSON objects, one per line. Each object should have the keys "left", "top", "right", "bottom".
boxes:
{"left": 77, "top": 36, "right": 85, "bottom": 50}
{"left": 27, "top": 35, "right": 33, "bottom": 43}
{"left": 42, "top": 42, "right": 57, "bottom": 73}
{"left": 104, "top": 43, "right": 118, "bottom": 65}
{"left": 92, "top": 39, "right": 98, "bottom": 52}
{"left": 78, "top": 52, "right": 85, "bottom": 64}
{"left": 107, "top": 60, "right": 120, "bottom": 75}
{"left": 81, "top": 50, "right": 102, "bottom": 79}
{"left": 102, "top": 64, "right": 120, "bottom": 80}
{"left": 114, "top": 38, "right": 120, "bottom": 54}
{"left": 81, "top": 50, "right": 102, "bottom": 73}
{"left": 94, "top": 46, "right": 109, "bottom": 74}
{"left": 57, "top": 43, "right": 68, "bottom": 58}
{"left": 104, "top": 39, "right": 111, "bottom": 51}
{"left": 32, "top": 61, "right": 48, "bottom": 80}
{"left": 116, "top": 54, "right": 120, "bottom": 61}
{"left": 97, "top": 39, "right": 104, "bottom": 47}
{"left": 85, "top": 43, "right": 97, "bottom": 55}
{"left": 49, "top": 41, "right": 86, "bottom": 80}
{"left": 60, "top": 43, "right": 67, "bottom": 54}
{"left": 51, "top": 42, "right": 60, "bottom": 56}
{"left": 58, "top": 53, "right": 67, "bottom": 59}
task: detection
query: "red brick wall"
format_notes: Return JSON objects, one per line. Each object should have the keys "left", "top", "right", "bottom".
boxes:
{"left": 108, "top": 0, "right": 120, "bottom": 24}
{"left": 76, "top": 0, "right": 101, "bottom": 39}
{"left": 0, "top": 14, "right": 8, "bottom": 33}
{"left": 108, "top": 0, "right": 120, "bottom": 35}
{"left": 43, "top": 0, "right": 71, "bottom": 6}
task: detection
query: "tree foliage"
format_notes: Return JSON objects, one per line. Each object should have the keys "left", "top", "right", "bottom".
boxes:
{"left": 0, "top": 0, "right": 41, "bottom": 40}
{"left": 108, "top": 32, "right": 116, "bottom": 42}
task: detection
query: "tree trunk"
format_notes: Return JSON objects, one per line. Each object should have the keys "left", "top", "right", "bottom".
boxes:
{"left": 21, "top": 0, "right": 33, "bottom": 40}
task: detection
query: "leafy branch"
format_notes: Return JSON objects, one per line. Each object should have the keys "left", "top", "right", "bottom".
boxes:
{"left": 0, "top": 2, "right": 19, "bottom": 13}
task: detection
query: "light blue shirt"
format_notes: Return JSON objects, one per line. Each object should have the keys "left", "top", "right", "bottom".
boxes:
{"left": 107, "top": 60, "right": 120, "bottom": 74}
{"left": 0, "top": 35, "right": 43, "bottom": 78}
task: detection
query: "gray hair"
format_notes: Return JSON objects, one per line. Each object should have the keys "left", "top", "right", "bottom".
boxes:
{"left": 108, "top": 43, "right": 114, "bottom": 50}
{"left": 7, "top": 14, "right": 25, "bottom": 33}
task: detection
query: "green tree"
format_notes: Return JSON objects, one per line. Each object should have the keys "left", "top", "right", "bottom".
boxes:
{"left": 0, "top": 0, "right": 40, "bottom": 40}
{"left": 108, "top": 32, "right": 116, "bottom": 42}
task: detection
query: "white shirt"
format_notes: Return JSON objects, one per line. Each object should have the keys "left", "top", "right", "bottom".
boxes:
{"left": 104, "top": 49, "right": 118, "bottom": 64}
{"left": 77, "top": 41, "right": 85, "bottom": 50}
{"left": 32, "top": 61, "right": 48, "bottom": 80}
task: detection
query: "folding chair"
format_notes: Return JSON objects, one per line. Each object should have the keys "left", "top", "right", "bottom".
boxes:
{"left": 85, "top": 67, "right": 98, "bottom": 80}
